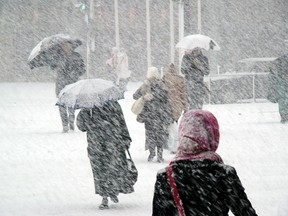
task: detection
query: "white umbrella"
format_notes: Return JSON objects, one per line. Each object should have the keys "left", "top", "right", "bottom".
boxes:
{"left": 56, "top": 79, "right": 124, "bottom": 109}
{"left": 176, "top": 34, "right": 220, "bottom": 51}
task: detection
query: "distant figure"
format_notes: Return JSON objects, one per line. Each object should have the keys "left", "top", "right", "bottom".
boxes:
{"left": 181, "top": 47, "right": 210, "bottom": 109}
{"left": 51, "top": 41, "right": 85, "bottom": 133}
{"left": 133, "top": 67, "right": 173, "bottom": 163}
{"left": 76, "top": 101, "right": 134, "bottom": 210}
{"left": 268, "top": 53, "right": 288, "bottom": 123}
{"left": 163, "top": 63, "right": 188, "bottom": 153}
{"left": 106, "top": 47, "right": 131, "bottom": 91}
{"left": 152, "top": 110, "right": 258, "bottom": 216}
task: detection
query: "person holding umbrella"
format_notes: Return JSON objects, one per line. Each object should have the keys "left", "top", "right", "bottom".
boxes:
{"left": 57, "top": 78, "right": 135, "bottom": 210}
{"left": 52, "top": 41, "right": 85, "bottom": 133}
{"left": 176, "top": 35, "right": 219, "bottom": 110}
{"left": 76, "top": 100, "right": 134, "bottom": 209}
{"left": 28, "top": 34, "right": 86, "bottom": 133}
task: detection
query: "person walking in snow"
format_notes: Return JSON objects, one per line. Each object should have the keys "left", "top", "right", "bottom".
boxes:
{"left": 133, "top": 67, "right": 173, "bottom": 163}
{"left": 181, "top": 47, "right": 209, "bottom": 110}
{"left": 268, "top": 53, "right": 288, "bottom": 123}
{"left": 152, "top": 110, "right": 258, "bottom": 216}
{"left": 52, "top": 41, "right": 85, "bottom": 133}
{"left": 76, "top": 101, "right": 134, "bottom": 209}
{"left": 106, "top": 47, "right": 131, "bottom": 91}
{"left": 163, "top": 63, "right": 188, "bottom": 153}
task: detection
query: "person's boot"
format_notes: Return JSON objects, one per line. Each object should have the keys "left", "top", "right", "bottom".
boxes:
{"left": 280, "top": 115, "right": 288, "bottom": 124}
{"left": 157, "top": 148, "right": 164, "bottom": 163}
{"left": 148, "top": 150, "right": 155, "bottom": 162}
{"left": 110, "top": 195, "right": 119, "bottom": 203}
{"left": 62, "top": 125, "right": 69, "bottom": 133}
{"left": 69, "top": 123, "right": 75, "bottom": 131}
{"left": 99, "top": 197, "right": 109, "bottom": 210}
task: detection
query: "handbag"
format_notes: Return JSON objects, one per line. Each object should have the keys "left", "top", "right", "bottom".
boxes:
{"left": 126, "top": 149, "right": 138, "bottom": 186}
{"left": 131, "top": 96, "right": 145, "bottom": 115}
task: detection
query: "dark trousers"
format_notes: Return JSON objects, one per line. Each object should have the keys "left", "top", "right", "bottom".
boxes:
{"left": 59, "top": 106, "right": 75, "bottom": 128}
{"left": 184, "top": 80, "right": 205, "bottom": 110}
{"left": 146, "top": 125, "right": 169, "bottom": 159}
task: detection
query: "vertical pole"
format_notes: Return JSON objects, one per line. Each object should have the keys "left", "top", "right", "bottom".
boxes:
{"left": 178, "top": 0, "right": 184, "bottom": 73}
{"left": 90, "top": 0, "right": 95, "bottom": 52}
{"left": 170, "top": 0, "right": 175, "bottom": 64}
{"left": 197, "top": 0, "right": 201, "bottom": 34}
{"left": 33, "top": 0, "right": 40, "bottom": 24}
{"left": 208, "top": 76, "right": 211, "bottom": 104}
{"left": 252, "top": 74, "right": 255, "bottom": 103}
{"left": 86, "top": 12, "right": 90, "bottom": 78}
{"left": 146, "top": 0, "right": 151, "bottom": 67}
{"left": 178, "top": 1, "right": 184, "bottom": 43}
{"left": 90, "top": 0, "right": 94, "bottom": 20}
{"left": 86, "top": 0, "right": 95, "bottom": 78}
{"left": 115, "top": 0, "right": 120, "bottom": 49}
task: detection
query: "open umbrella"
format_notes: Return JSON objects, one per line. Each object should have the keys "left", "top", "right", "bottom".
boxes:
{"left": 28, "top": 34, "right": 82, "bottom": 69}
{"left": 56, "top": 79, "right": 124, "bottom": 109}
{"left": 176, "top": 34, "right": 220, "bottom": 51}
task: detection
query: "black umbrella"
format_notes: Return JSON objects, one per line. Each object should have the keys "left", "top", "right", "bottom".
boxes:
{"left": 28, "top": 34, "right": 82, "bottom": 69}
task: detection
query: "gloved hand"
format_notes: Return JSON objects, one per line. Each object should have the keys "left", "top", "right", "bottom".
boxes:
{"left": 125, "top": 140, "right": 131, "bottom": 149}
{"left": 143, "top": 93, "right": 153, "bottom": 101}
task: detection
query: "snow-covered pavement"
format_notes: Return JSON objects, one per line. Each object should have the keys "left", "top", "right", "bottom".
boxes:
{"left": 0, "top": 82, "right": 287, "bottom": 216}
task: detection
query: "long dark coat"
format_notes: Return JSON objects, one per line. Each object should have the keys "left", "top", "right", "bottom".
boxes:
{"left": 181, "top": 52, "right": 209, "bottom": 109}
{"left": 269, "top": 54, "right": 288, "bottom": 120}
{"left": 153, "top": 160, "right": 258, "bottom": 216}
{"left": 133, "top": 79, "right": 173, "bottom": 151}
{"left": 53, "top": 51, "right": 85, "bottom": 96}
{"left": 76, "top": 101, "right": 133, "bottom": 197}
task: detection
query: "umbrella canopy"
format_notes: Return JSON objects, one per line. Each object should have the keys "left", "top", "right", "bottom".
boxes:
{"left": 176, "top": 34, "right": 220, "bottom": 51}
{"left": 56, "top": 79, "right": 124, "bottom": 109}
{"left": 28, "top": 34, "right": 82, "bottom": 69}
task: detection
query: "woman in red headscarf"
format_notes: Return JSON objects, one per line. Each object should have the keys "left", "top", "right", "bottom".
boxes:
{"left": 152, "top": 110, "right": 257, "bottom": 216}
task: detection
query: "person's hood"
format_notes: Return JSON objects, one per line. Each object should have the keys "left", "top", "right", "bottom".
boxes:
{"left": 147, "top": 67, "right": 160, "bottom": 79}
{"left": 167, "top": 63, "right": 177, "bottom": 74}
{"left": 176, "top": 110, "right": 220, "bottom": 156}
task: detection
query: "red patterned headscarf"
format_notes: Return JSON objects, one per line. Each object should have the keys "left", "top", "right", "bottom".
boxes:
{"left": 174, "top": 110, "right": 223, "bottom": 163}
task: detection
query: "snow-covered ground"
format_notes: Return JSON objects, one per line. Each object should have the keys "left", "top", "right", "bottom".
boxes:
{"left": 0, "top": 82, "right": 288, "bottom": 216}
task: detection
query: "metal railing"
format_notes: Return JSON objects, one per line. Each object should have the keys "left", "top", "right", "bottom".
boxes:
{"left": 205, "top": 72, "right": 269, "bottom": 104}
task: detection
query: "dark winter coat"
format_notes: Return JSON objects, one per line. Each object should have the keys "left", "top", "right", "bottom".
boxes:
{"left": 181, "top": 52, "right": 209, "bottom": 109}
{"left": 153, "top": 159, "right": 258, "bottom": 216}
{"left": 133, "top": 79, "right": 173, "bottom": 150}
{"left": 268, "top": 54, "right": 288, "bottom": 119}
{"left": 53, "top": 51, "right": 85, "bottom": 96}
{"left": 181, "top": 52, "right": 209, "bottom": 82}
{"left": 76, "top": 101, "right": 133, "bottom": 197}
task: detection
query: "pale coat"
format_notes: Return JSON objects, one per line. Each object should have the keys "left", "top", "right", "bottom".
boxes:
{"left": 163, "top": 64, "right": 188, "bottom": 121}
{"left": 106, "top": 48, "right": 131, "bottom": 81}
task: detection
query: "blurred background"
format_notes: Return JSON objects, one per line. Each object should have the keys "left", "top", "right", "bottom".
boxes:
{"left": 0, "top": 0, "right": 287, "bottom": 82}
